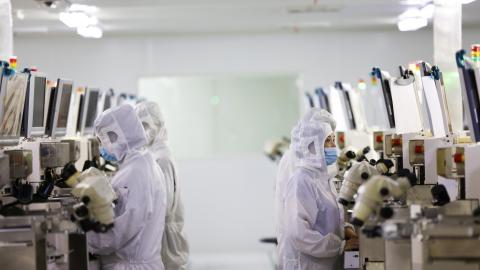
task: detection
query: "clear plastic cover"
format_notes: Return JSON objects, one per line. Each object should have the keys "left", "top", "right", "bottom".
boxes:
{"left": 0, "top": 72, "right": 29, "bottom": 137}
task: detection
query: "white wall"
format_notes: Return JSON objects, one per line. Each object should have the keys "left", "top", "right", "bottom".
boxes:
{"left": 14, "top": 29, "right": 479, "bottom": 96}
{"left": 13, "top": 29, "right": 480, "bottom": 269}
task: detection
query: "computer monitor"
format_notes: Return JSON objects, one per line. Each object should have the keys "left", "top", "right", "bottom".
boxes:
{"left": 78, "top": 88, "right": 100, "bottom": 136}
{"left": 97, "top": 88, "right": 114, "bottom": 118}
{"left": 373, "top": 67, "right": 396, "bottom": 129}
{"left": 304, "top": 92, "right": 314, "bottom": 108}
{"left": 315, "top": 88, "right": 331, "bottom": 113}
{"left": 457, "top": 50, "right": 480, "bottom": 142}
{"left": 21, "top": 73, "right": 47, "bottom": 138}
{"left": 46, "top": 79, "right": 73, "bottom": 138}
{"left": 103, "top": 89, "right": 114, "bottom": 111}
{"left": 335, "top": 82, "right": 357, "bottom": 130}
{"left": 0, "top": 69, "right": 29, "bottom": 141}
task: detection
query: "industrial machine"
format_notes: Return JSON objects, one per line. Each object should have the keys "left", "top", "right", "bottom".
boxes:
{"left": 0, "top": 60, "right": 117, "bottom": 270}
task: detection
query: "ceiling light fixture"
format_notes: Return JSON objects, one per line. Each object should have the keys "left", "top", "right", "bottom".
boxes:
{"left": 77, "top": 25, "right": 103, "bottom": 39}
{"left": 16, "top": 10, "right": 25, "bottom": 20}
{"left": 58, "top": 3, "right": 102, "bottom": 38}
{"left": 59, "top": 11, "right": 98, "bottom": 28}
{"left": 397, "top": 7, "right": 429, "bottom": 31}
{"left": 399, "top": 8, "right": 422, "bottom": 19}
{"left": 420, "top": 4, "right": 435, "bottom": 19}
{"left": 398, "top": 17, "right": 428, "bottom": 31}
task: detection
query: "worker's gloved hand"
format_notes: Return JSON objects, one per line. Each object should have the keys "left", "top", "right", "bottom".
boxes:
{"left": 345, "top": 226, "right": 358, "bottom": 240}
{"left": 345, "top": 238, "right": 359, "bottom": 251}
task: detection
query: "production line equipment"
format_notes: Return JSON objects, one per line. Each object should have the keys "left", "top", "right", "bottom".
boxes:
{"left": 0, "top": 61, "right": 118, "bottom": 270}
{"left": 337, "top": 45, "right": 480, "bottom": 270}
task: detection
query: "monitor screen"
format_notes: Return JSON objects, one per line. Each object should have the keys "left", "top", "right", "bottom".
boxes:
{"left": 56, "top": 82, "right": 73, "bottom": 129}
{"left": 32, "top": 76, "right": 46, "bottom": 128}
{"left": 45, "top": 87, "right": 57, "bottom": 136}
{"left": 76, "top": 93, "right": 85, "bottom": 133}
{"left": 85, "top": 90, "right": 99, "bottom": 128}
{"left": 103, "top": 94, "right": 111, "bottom": 111}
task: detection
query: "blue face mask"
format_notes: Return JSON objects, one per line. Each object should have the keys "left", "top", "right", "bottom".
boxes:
{"left": 324, "top": 147, "right": 338, "bottom": 166}
{"left": 100, "top": 147, "right": 118, "bottom": 162}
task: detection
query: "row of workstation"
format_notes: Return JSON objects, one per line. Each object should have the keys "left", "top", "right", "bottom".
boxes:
{"left": 0, "top": 60, "right": 133, "bottom": 270}
{"left": 305, "top": 44, "right": 480, "bottom": 270}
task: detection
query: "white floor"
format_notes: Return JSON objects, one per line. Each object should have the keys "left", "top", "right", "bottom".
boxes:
{"left": 189, "top": 252, "right": 277, "bottom": 270}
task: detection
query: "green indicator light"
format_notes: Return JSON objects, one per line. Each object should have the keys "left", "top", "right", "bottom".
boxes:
{"left": 358, "top": 82, "right": 367, "bottom": 90}
{"left": 210, "top": 95, "right": 220, "bottom": 106}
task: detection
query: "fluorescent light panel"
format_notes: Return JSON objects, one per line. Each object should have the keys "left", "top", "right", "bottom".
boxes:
{"left": 59, "top": 11, "right": 98, "bottom": 28}
{"left": 77, "top": 25, "right": 103, "bottom": 39}
{"left": 398, "top": 17, "right": 428, "bottom": 31}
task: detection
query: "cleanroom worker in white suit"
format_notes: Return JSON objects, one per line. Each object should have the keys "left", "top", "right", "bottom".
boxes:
{"left": 135, "top": 101, "right": 190, "bottom": 270}
{"left": 88, "top": 104, "right": 167, "bottom": 270}
{"left": 276, "top": 109, "right": 358, "bottom": 270}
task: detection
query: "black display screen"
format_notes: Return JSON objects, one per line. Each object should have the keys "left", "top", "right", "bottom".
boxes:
{"left": 85, "top": 91, "right": 99, "bottom": 128}
{"left": 103, "top": 95, "right": 111, "bottom": 111}
{"left": 32, "top": 77, "right": 46, "bottom": 127}
{"left": 57, "top": 83, "right": 72, "bottom": 128}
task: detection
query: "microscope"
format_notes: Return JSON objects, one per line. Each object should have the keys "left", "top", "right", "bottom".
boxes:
{"left": 406, "top": 142, "right": 480, "bottom": 270}
{"left": 406, "top": 143, "right": 480, "bottom": 270}
{"left": 70, "top": 167, "right": 116, "bottom": 232}
{"left": 350, "top": 174, "right": 415, "bottom": 227}
{"left": 338, "top": 161, "right": 379, "bottom": 207}
{"left": 350, "top": 173, "right": 418, "bottom": 270}
{"left": 263, "top": 137, "right": 290, "bottom": 163}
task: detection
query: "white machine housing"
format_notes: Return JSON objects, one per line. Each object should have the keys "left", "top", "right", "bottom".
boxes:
{"left": 409, "top": 137, "right": 453, "bottom": 184}
{"left": 18, "top": 140, "right": 71, "bottom": 184}
{"left": 437, "top": 143, "right": 480, "bottom": 201}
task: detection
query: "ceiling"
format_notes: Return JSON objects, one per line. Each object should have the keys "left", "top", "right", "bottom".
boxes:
{"left": 11, "top": 0, "right": 480, "bottom": 36}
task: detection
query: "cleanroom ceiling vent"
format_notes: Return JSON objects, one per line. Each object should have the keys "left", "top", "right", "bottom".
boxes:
{"left": 287, "top": 5, "right": 341, "bottom": 14}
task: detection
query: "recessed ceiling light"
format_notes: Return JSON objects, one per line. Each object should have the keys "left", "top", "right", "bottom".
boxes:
{"left": 420, "top": 4, "right": 435, "bottom": 19}
{"left": 399, "top": 8, "right": 422, "bottom": 19}
{"left": 16, "top": 10, "right": 25, "bottom": 20}
{"left": 59, "top": 11, "right": 98, "bottom": 28}
{"left": 398, "top": 17, "right": 428, "bottom": 31}
{"left": 77, "top": 25, "right": 103, "bottom": 38}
